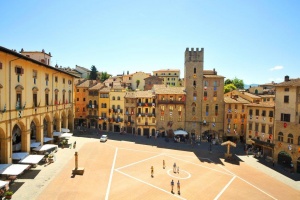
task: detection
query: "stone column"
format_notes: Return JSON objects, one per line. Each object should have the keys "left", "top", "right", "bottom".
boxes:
{"left": 21, "top": 129, "right": 31, "bottom": 152}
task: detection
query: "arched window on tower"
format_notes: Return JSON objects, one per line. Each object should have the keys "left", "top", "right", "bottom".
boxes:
{"left": 193, "top": 81, "right": 196, "bottom": 88}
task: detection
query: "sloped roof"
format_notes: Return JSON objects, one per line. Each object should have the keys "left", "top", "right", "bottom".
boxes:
{"left": 152, "top": 85, "right": 185, "bottom": 94}
{"left": 224, "top": 96, "right": 251, "bottom": 104}
{"left": 0, "top": 46, "right": 79, "bottom": 78}
{"left": 144, "top": 76, "right": 164, "bottom": 81}
{"left": 153, "top": 69, "right": 180, "bottom": 72}
{"left": 124, "top": 92, "right": 136, "bottom": 98}
{"left": 246, "top": 101, "right": 275, "bottom": 108}
{"left": 135, "top": 90, "right": 155, "bottom": 98}
{"left": 275, "top": 78, "right": 300, "bottom": 87}
{"left": 89, "top": 82, "right": 104, "bottom": 90}
{"left": 76, "top": 80, "right": 97, "bottom": 88}
{"left": 75, "top": 65, "right": 90, "bottom": 72}
{"left": 99, "top": 86, "right": 111, "bottom": 93}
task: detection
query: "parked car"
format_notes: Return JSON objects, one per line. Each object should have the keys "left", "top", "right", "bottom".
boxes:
{"left": 100, "top": 135, "right": 108, "bottom": 142}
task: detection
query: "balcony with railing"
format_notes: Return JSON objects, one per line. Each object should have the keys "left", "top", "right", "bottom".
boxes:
{"left": 136, "top": 113, "right": 156, "bottom": 117}
{"left": 125, "top": 111, "right": 135, "bottom": 115}
{"left": 137, "top": 102, "right": 155, "bottom": 107}
{"left": 157, "top": 100, "right": 184, "bottom": 104}
{"left": 111, "top": 108, "right": 123, "bottom": 113}
{"left": 86, "top": 104, "right": 98, "bottom": 109}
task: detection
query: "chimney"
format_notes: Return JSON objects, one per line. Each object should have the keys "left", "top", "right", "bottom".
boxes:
{"left": 284, "top": 75, "right": 289, "bottom": 82}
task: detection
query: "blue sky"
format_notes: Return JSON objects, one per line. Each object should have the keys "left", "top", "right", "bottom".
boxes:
{"left": 1, "top": 0, "right": 299, "bottom": 84}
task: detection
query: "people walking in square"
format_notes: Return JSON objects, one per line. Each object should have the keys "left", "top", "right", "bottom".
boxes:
{"left": 151, "top": 166, "right": 154, "bottom": 178}
{"left": 163, "top": 160, "right": 165, "bottom": 169}
{"left": 73, "top": 141, "right": 76, "bottom": 149}
{"left": 171, "top": 179, "right": 174, "bottom": 193}
{"left": 173, "top": 162, "right": 176, "bottom": 173}
{"left": 177, "top": 180, "right": 180, "bottom": 195}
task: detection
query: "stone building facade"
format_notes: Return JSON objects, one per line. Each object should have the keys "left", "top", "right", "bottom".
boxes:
{"left": 0, "top": 46, "right": 76, "bottom": 164}
{"left": 184, "top": 48, "right": 225, "bottom": 140}
{"left": 274, "top": 76, "right": 300, "bottom": 173}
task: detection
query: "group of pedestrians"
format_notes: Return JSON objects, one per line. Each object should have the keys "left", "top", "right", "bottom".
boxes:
{"left": 150, "top": 160, "right": 181, "bottom": 195}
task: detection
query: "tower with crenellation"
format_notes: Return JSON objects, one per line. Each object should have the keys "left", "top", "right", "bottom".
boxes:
{"left": 184, "top": 48, "right": 225, "bottom": 140}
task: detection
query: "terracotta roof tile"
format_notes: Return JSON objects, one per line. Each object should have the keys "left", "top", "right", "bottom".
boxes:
{"left": 152, "top": 85, "right": 185, "bottom": 94}
{"left": 224, "top": 96, "right": 251, "bottom": 104}
{"left": 275, "top": 78, "right": 300, "bottom": 87}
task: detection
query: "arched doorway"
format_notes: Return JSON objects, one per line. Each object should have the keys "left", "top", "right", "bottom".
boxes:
{"left": 30, "top": 121, "right": 37, "bottom": 141}
{"left": 278, "top": 151, "right": 292, "bottom": 168}
{"left": 151, "top": 129, "right": 155, "bottom": 136}
{"left": 68, "top": 110, "right": 73, "bottom": 130}
{"left": 138, "top": 128, "right": 141, "bottom": 136}
{"left": 43, "top": 118, "right": 48, "bottom": 137}
{"left": 12, "top": 124, "right": 22, "bottom": 152}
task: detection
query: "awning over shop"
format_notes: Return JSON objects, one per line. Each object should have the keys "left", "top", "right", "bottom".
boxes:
{"left": 12, "top": 152, "right": 29, "bottom": 160}
{"left": 174, "top": 130, "right": 188, "bottom": 135}
{"left": 44, "top": 137, "right": 54, "bottom": 143}
{"left": 19, "top": 155, "right": 45, "bottom": 164}
{"left": 0, "top": 164, "right": 30, "bottom": 175}
{"left": 251, "top": 138, "right": 275, "bottom": 149}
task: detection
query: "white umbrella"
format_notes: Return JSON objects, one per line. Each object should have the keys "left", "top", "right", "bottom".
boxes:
{"left": 59, "top": 133, "right": 73, "bottom": 138}
{"left": 174, "top": 130, "right": 188, "bottom": 135}
{"left": 53, "top": 132, "right": 62, "bottom": 137}
{"left": 61, "top": 128, "right": 70, "bottom": 133}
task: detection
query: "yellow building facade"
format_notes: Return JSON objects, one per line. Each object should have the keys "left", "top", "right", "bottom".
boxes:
{"left": 0, "top": 46, "right": 76, "bottom": 164}
{"left": 274, "top": 76, "right": 300, "bottom": 173}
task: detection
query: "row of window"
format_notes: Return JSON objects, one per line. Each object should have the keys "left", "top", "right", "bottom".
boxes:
{"left": 248, "top": 123, "right": 273, "bottom": 134}
{"left": 14, "top": 89, "right": 71, "bottom": 108}
{"left": 14, "top": 66, "right": 72, "bottom": 85}
{"left": 278, "top": 132, "right": 300, "bottom": 145}
{"left": 248, "top": 109, "right": 274, "bottom": 117}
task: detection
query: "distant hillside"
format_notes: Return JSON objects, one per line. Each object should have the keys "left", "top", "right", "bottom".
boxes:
{"left": 244, "top": 84, "right": 259, "bottom": 89}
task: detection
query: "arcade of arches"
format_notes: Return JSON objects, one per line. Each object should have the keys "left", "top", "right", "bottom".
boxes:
{"left": 0, "top": 110, "right": 74, "bottom": 164}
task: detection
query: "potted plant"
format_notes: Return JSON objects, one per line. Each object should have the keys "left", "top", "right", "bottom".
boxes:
{"left": 4, "top": 190, "right": 13, "bottom": 199}
{"left": 48, "top": 153, "right": 54, "bottom": 163}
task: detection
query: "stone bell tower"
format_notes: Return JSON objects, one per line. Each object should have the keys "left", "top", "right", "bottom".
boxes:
{"left": 184, "top": 48, "right": 204, "bottom": 137}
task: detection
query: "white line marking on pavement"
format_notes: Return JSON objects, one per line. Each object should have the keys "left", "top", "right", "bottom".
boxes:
{"left": 214, "top": 176, "right": 236, "bottom": 200}
{"left": 167, "top": 169, "right": 191, "bottom": 180}
{"left": 166, "top": 154, "right": 232, "bottom": 176}
{"left": 237, "top": 176, "right": 278, "bottom": 200}
{"left": 216, "top": 160, "right": 278, "bottom": 199}
{"left": 116, "top": 169, "right": 186, "bottom": 200}
{"left": 105, "top": 147, "right": 118, "bottom": 200}
{"left": 115, "top": 154, "right": 162, "bottom": 170}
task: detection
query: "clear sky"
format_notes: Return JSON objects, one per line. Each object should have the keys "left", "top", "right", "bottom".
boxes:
{"left": 1, "top": 0, "right": 300, "bottom": 85}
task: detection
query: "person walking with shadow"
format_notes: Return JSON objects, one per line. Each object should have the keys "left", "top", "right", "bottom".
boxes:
{"left": 173, "top": 162, "right": 176, "bottom": 173}
{"left": 177, "top": 180, "right": 180, "bottom": 195}
{"left": 151, "top": 166, "right": 154, "bottom": 178}
{"left": 163, "top": 160, "right": 165, "bottom": 169}
{"left": 171, "top": 179, "right": 174, "bottom": 193}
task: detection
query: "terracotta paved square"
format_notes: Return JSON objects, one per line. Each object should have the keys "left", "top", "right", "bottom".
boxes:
{"left": 36, "top": 138, "right": 300, "bottom": 200}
